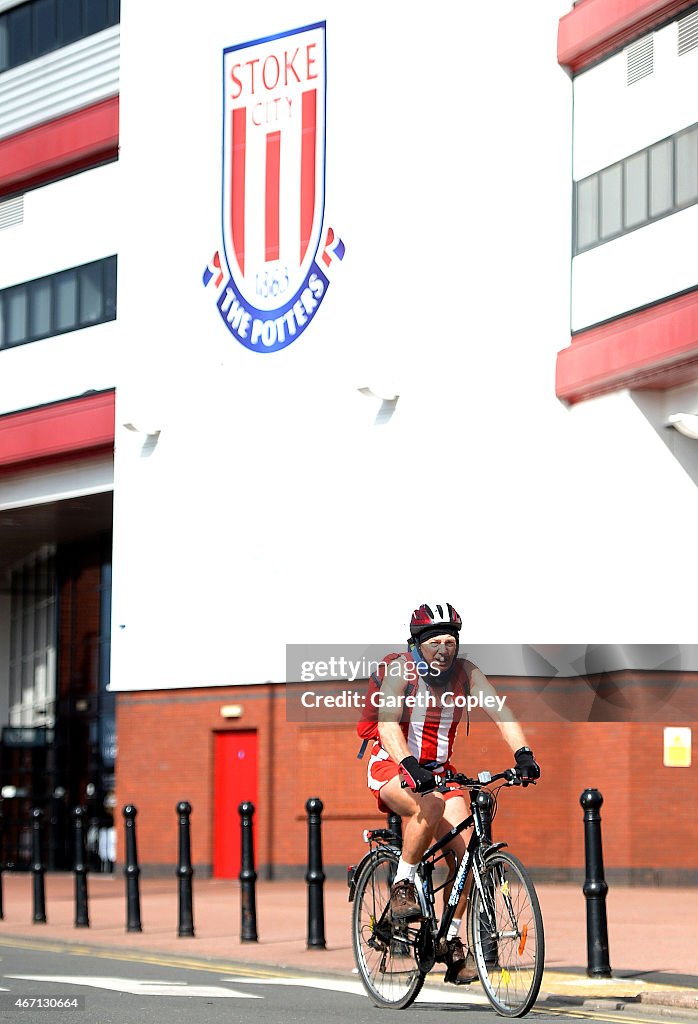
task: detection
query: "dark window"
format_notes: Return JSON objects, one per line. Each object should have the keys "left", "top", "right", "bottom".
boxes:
{"left": 58, "top": 0, "right": 82, "bottom": 45}
{"left": 84, "top": 0, "right": 108, "bottom": 36}
{"left": 35, "top": 0, "right": 57, "bottom": 56}
{"left": 103, "top": 254, "right": 117, "bottom": 318}
{"left": 8, "top": 4, "right": 32, "bottom": 67}
{"left": 54, "top": 269, "right": 77, "bottom": 331}
{"left": 79, "top": 261, "right": 102, "bottom": 323}
{"left": 0, "top": 0, "right": 119, "bottom": 74}
{"left": 29, "top": 278, "right": 51, "bottom": 337}
{"left": 0, "top": 21, "right": 8, "bottom": 71}
{"left": 0, "top": 256, "right": 117, "bottom": 351}
{"left": 6, "top": 287, "right": 28, "bottom": 346}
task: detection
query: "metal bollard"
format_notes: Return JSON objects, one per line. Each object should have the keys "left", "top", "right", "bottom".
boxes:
{"left": 386, "top": 812, "right": 402, "bottom": 843}
{"left": 305, "top": 797, "right": 326, "bottom": 949}
{"left": 176, "top": 802, "right": 195, "bottom": 937}
{"left": 31, "top": 808, "right": 47, "bottom": 923}
{"left": 581, "top": 789, "right": 612, "bottom": 978}
{"left": 73, "top": 807, "right": 89, "bottom": 928}
{"left": 122, "top": 805, "right": 142, "bottom": 933}
{"left": 0, "top": 797, "right": 4, "bottom": 921}
{"left": 238, "top": 801, "right": 258, "bottom": 942}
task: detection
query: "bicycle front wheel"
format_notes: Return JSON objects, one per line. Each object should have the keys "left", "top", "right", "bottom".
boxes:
{"left": 352, "top": 849, "right": 425, "bottom": 1009}
{"left": 470, "top": 851, "right": 544, "bottom": 1017}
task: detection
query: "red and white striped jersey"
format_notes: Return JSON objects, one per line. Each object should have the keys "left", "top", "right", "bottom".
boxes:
{"left": 359, "top": 650, "right": 471, "bottom": 766}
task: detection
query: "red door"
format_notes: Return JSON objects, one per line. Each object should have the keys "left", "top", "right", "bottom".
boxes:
{"left": 213, "top": 730, "right": 258, "bottom": 879}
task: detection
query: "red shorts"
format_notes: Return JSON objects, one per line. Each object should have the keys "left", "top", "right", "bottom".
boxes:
{"left": 367, "top": 744, "right": 462, "bottom": 814}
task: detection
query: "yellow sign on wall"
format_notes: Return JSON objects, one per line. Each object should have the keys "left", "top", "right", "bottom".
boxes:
{"left": 663, "top": 727, "right": 692, "bottom": 767}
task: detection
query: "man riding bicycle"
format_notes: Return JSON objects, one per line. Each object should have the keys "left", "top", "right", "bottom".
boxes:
{"left": 358, "top": 602, "right": 540, "bottom": 985}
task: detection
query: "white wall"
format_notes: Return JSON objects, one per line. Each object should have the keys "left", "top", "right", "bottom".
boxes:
{"left": 573, "top": 18, "right": 698, "bottom": 180}
{"left": 102, "top": 0, "right": 698, "bottom": 692}
{"left": 571, "top": 204, "right": 698, "bottom": 330}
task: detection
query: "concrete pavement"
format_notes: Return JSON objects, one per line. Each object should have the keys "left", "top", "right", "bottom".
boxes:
{"left": 0, "top": 872, "right": 696, "bottom": 1014}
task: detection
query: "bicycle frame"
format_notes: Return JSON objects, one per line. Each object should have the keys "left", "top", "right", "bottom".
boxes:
{"left": 419, "top": 791, "right": 506, "bottom": 944}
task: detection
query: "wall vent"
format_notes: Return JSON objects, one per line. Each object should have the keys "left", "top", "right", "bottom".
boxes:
{"left": 626, "top": 35, "right": 654, "bottom": 84}
{"left": 678, "top": 9, "right": 698, "bottom": 55}
{"left": 0, "top": 194, "right": 23, "bottom": 230}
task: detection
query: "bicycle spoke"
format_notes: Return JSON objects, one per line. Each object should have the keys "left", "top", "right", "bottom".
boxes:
{"left": 352, "top": 850, "right": 425, "bottom": 1009}
{"left": 472, "top": 851, "right": 544, "bottom": 1017}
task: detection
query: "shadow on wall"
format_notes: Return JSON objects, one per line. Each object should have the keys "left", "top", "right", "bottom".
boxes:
{"left": 631, "top": 388, "right": 698, "bottom": 487}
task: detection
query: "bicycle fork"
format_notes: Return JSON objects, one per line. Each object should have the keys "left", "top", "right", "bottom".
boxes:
{"left": 472, "top": 858, "right": 521, "bottom": 952}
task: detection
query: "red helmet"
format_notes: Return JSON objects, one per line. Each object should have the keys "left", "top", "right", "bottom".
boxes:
{"left": 409, "top": 602, "right": 462, "bottom": 642}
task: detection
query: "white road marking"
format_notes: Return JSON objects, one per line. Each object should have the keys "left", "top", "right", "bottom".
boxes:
{"left": 6, "top": 976, "right": 262, "bottom": 999}
{"left": 225, "top": 975, "right": 488, "bottom": 1004}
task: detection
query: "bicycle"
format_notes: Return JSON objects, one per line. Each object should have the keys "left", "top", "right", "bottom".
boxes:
{"left": 348, "top": 766, "right": 544, "bottom": 1017}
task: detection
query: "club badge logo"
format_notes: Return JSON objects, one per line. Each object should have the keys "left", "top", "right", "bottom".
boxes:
{"left": 203, "top": 22, "right": 344, "bottom": 353}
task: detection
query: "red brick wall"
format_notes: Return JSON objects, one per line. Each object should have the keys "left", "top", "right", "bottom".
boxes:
{"left": 115, "top": 686, "right": 697, "bottom": 880}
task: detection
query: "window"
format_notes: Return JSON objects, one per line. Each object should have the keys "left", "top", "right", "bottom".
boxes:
{"left": 576, "top": 177, "right": 599, "bottom": 250}
{"left": 675, "top": 127, "right": 698, "bottom": 207}
{"left": 650, "top": 140, "right": 673, "bottom": 217}
{"left": 0, "top": 0, "right": 120, "bottom": 74}
{"left": 600, "top": 164, "right": 622, "bottom": 239}
{"left": 0, "top": 255, "right": 117, "bottom": 350}
{"left": 9, "top": 547, "right": 57, "bottom": 729}
{"left": 574, "top": 121, "right": 698, "bottom": 254}
{"left": 624, "top": 152, "right": 648, "bottom": 227}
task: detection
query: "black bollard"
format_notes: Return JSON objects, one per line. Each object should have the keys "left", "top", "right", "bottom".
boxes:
{"left": 31, "top": 808, "right": 47, "bottom": 924}
{"left": 581, "top": 789, "right": 612, "bottom": 978}
{"left": 176, "top": 802, "right": 195, "bottom": 937}
{"left": 73, "top": 807, "right": 89, "bottom": 928}
{"left": 0, "top": 798, "right": 4, "bottom": 921}
{"left": 386, "top": 812, "right": 402, "bottom": 843}
{"left": 305, "top": 797, "right": 326, "bottom": 949}
{"left": 122, "top": 805, "right": 142, "bottom": 933}
{"left": 238, "top": 801, "right": 258, "bottom": 942}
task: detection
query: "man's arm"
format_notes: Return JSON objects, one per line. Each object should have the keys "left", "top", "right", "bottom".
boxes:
{"left": 376, "top": 656, "right": 413, "bottom": 764}
{"left": 376, "top": 658, "right": 438, "bottom": 793}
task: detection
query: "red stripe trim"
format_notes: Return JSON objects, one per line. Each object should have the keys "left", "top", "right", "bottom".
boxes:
{"left": 558, "top": 0, "right": 696, "bottom": 73}
{"left": 0, "top": 390, "right": 115, "bottom": 472}
{"left": 231, "top": 108, "right": 246, "bottom": 276}
{"left": 0, "top": 96, "right": 119, "bottom": 199}
{"left": 265, "top": 131, "right": 281, "bottom": 262}
{"left": 556, "top": 290, "right": 698, "bottom": 403}
{"left": 300, "top": 89, "right": 317, "bottom": 264}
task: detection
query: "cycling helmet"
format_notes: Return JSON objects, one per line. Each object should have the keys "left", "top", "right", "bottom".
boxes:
{"left": 409, "top": 602, "right": 462, "bottom": 643}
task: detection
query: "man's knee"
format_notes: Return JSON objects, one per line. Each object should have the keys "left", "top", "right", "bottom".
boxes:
{"left": 410, "top": 793, "right": 445, "bottom": 829}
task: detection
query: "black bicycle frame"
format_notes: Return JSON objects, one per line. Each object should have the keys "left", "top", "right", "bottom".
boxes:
{"left": 420, "top": 794, "right": 495, "bottom": 943}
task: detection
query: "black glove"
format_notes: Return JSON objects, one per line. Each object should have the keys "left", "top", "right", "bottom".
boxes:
{"left": 399, "top": 756, "right": 437, "bottom": 794}
{"left": 514, "top": 747, "right": 540, "bottom": 785}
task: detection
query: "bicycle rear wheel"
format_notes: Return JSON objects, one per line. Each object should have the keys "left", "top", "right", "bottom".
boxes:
{"left": 352, "top": 849, "right": 425, "bottom": 1009}
{"left": 470, "top": 851, "right": 544, "bottom": 1017}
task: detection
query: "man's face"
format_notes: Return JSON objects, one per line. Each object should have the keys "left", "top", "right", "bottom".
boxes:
{"left": 420, "top": 634, "right": 458, "bottom": 676}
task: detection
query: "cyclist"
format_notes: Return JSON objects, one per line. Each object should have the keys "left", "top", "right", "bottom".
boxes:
{"left": 359, "top": 602, "right": 540, "bottom": 984}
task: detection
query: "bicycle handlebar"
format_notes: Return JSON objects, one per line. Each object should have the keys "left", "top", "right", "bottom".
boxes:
{"left": 400, "top": 766, "right": 537, "bottom": 792}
